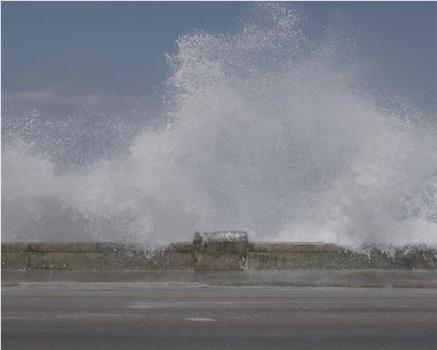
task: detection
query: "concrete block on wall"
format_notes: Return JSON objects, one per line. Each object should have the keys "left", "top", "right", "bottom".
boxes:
{"left": 192, "top": 231, "right": 248, "bottom": 271}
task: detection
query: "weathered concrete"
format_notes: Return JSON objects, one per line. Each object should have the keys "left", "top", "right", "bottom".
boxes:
{"left": 2, "top": 238, "right": 437, "bottom": 271}
{"left": 3, "top": 270, "right": 437, "bottom": 288}
{"left": 1, "top": 242, "right": 193, "bottom": 271}
{"left": 248, "top": 243, "right": 437, "bottom": 270}
{"left": 192, "top": 231, "right": 248, "bottom": 271}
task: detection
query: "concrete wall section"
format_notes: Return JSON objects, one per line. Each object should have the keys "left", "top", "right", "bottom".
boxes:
{"left": 1, "top": 242, "right": 193, "bottom": 271}
{"left": 247, "top": 243, "right": 437, "bottom": 270}
{"left": 192, "top": 232, "right": 248, "bottom": 271}
{"left": 2, "top": 240, "right": 437, "bottom": 271}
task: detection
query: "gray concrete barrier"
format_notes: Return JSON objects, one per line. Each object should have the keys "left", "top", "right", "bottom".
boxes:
{"left": 1, "top": 242, "right": 192, "bottom": 271}
{"left": 248, "top": 243, "right": 437, "bottom": 270}
{"left": 2, "top": 234, "right": 437, "bottom": 271}
{"left": 192, "top": 231, "right": 248, "bottom": 271}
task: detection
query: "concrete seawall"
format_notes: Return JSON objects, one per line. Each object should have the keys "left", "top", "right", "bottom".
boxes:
{"left": 1, "top": 242, "right": 192, "bottom": 270}
{"left": 2, "top": 237, "right": 437, "bottom": 271}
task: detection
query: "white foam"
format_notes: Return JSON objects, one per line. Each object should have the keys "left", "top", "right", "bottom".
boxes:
{"left": 2, "top": 4, "right": 437, "bottom": 247}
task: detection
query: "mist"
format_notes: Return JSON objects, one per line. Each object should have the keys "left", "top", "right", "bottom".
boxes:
{"left": 2, "top": 4, "right": 437, "bottom": 247}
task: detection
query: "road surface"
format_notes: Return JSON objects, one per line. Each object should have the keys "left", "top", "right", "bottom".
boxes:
{"left": 2, "top": 282, "right": 437, "bottom": 349}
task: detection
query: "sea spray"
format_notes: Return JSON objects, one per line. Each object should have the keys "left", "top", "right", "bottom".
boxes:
{"left": 2, "top": 4, "right": 437, "bottom": 246}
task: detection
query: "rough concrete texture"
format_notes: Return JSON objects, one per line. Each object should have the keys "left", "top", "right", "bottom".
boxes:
{"left": 248, "top": 243, "right": 437, "bottom": 270}
{"left": 249, "top": 242, "right": 340, "bottom": 253}
{"left": 1, "top": 242, "right": 192, "bottom": 271}
{"left": 192, "top": 231, "right": 248, "bottom": 271}
{"left": 2, "top": 238, "right": 437, "bottom": 271}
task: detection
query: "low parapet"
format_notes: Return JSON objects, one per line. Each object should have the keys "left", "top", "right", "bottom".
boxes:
{"left": 250, "top": 242, "right": 340, "bottom": 253}
{"left": 2, "top": 232, "right": 437, "bottom": 271}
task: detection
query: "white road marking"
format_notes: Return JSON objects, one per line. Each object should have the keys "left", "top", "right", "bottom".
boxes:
{"left": 184, "top": 317, "right": 216, "bottom": 322}
{"left": 128, "top": 301, "right": 239, "bottom": 309}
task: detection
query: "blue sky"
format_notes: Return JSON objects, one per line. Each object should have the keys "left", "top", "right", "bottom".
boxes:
{"left": 2, "top": 2, "right": 436, "bottom": 115}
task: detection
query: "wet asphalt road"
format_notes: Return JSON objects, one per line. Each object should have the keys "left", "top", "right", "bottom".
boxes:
{"left": 2, "top": 283, "right": 437, "bottom": 350}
